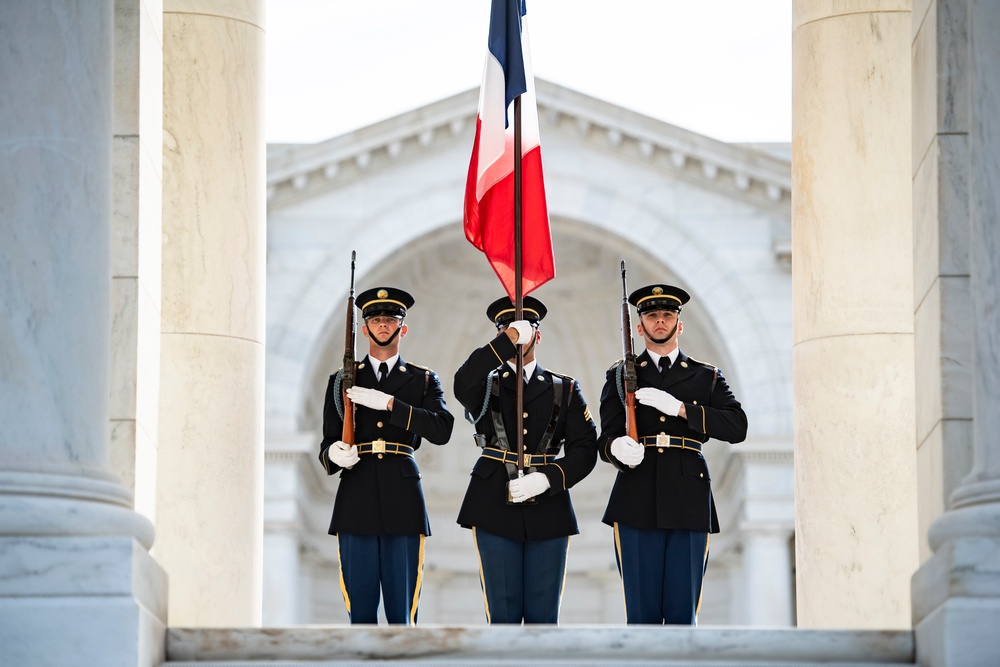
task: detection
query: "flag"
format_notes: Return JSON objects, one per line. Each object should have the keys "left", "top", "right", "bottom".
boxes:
{"left": 463, "top": 0, "right": 554, "bottom": 301}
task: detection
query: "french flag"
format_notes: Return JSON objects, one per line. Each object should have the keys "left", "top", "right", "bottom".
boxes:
{"left": 463, "top": 0, "right": 554, "bottom": 300}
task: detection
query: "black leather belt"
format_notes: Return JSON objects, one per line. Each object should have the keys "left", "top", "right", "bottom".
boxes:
{"left": 356, "top": 440, "right": 414, "bottom": 457}
{"left": 480, "top": 446, "right": 555, "bottom": 467}
{"left": 639, "top": 435, "right": 703, "bottom": 452}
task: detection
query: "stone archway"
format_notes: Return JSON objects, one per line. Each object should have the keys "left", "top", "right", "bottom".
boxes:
{"left": 263, "top": 79, "right": 793, "bottom": 624}
{"left": 274, "top": 210, "right": 789, "bottom": 624}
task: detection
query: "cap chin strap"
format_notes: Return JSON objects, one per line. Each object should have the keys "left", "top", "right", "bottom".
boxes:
{"left": 522, "top": 332, "right": 537, "bottom": 358}
{"left": 371, "top": 321, "right": 403, "bottom": 347}
{"left": 646, "top": 321, "right": 678, "bottom": 346}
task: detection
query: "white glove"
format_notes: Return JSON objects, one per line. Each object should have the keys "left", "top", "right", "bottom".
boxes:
{"left": 508, "top": 320, "right": 533, "bottom": 346}
{"left": 346, "top": 386, "right": 392, "bottom": 411}
{"left": 635, "top": 387, "right": 683, "bottom": 417}
{"left": 611, "top": 435, "right": 644, "bottom": 467}
{"left": 508, "top": 472, "right": 551, "bottom": 503}
{"left": 327, "top": 440, "right": 360, "bottom": 469}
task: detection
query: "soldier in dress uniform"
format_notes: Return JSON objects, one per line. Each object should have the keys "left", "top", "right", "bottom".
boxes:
{"left": 454, "top": 296, "right": 598, "bottom": 624}
{"left": 319, "top": 287, "right": 454, "bottom": 624}
{"left": 598, "top": 284, "right": 747, "bottom": 624}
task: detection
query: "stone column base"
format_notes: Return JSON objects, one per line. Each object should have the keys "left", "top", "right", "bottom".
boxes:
{"left": 912, "top": 537, "right": 1000, "bottom": 666}
{"left": 0, "top": 537, "right": 167, "bottom": 667}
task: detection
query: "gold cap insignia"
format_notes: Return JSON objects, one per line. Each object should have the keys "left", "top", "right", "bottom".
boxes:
{"left": 377, "top": 289, "right": 388, "bottom": 299}
{"left": 652, "top": 286, "right": 664, "bottom": 295}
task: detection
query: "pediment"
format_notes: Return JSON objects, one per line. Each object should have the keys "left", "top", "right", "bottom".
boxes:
{"left": 266, "top": 79, "right": 790, "bottom": 222}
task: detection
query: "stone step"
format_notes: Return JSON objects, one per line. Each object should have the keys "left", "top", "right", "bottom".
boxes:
{"left": 164, "top": 626, "right": 916, "bottom": 666}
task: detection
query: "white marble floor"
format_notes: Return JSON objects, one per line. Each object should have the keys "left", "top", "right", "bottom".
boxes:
{"left": 165, "top": 625, "right": 915, "bottom": 666}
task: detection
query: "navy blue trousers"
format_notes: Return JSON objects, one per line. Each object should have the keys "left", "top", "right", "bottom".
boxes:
{"left": 473, "top": 527, "right": 569, "bottom": 624}
{"left": 338, "top": 533, "right": 424, "bottom": 624}
{"left": 614, "top": 523, "right": 709, "bottom": 625}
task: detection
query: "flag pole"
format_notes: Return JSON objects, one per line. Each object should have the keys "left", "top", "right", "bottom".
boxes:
{"left": 513, "top": 93, "right": 525, "bottom": 478}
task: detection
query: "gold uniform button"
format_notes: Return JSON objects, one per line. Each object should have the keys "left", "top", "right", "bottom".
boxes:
{"left": 503, "top": 371, "right": 510, "bottom": 378}
{"left": 377, "top": 421, "right": 383, "bottom": 428}
{"left": 537, "top": 374, "right": 544, "bottom": 381}
{"left": 699, "top": 473, "right": 704, "bottom": 478}
{"left": 681, "top": 361, "right": 688, "bottom": 368}
{"left": 660, "top": 416, "right": 666, "bottom": 422}
{"left": 523, "top": 412, "right": 528, "bottom": 418}
{"left": 658, "top": 448, "right": 664, "bottom": 453}
{"left": 523, "top": 429, "right": 528, "bottom": 435}
{"left": 358, "top": 362, "right": 366, "bottom": 369}
{"left": 693, "top": 400, "right": 698, "bottom": 405}
{"left": 399, "top": 365, "right": 407, "bottom": 372}
{"left": 640, "top": 360, "right": 648, "bottom": 367}
{"left": 378, "top": 454, "right": 384, "bottom": 460}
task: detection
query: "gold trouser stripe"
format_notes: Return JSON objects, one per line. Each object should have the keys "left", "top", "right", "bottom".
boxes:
{"left": 558, "top": 536, "right": 571, "bottom": 618}
{"left": 613, "top": 522, "right": 627, "bottom": 620}
{"left": 472, "top": 527, "right": 491, "bottom": 624}
{"left": 337, "top": 540, "right": 351, "bottom": 614}
{"left": 409, "top": 534, "right": 426, "bottom": 625}
{"left": 488, "top": 340, "right": 504, "bottom": 365}
{"left": 406, "top": 405, "right": 413, "bottom": 431}
{"left": 695, "top": 533, "right": 711, "bottom": 621}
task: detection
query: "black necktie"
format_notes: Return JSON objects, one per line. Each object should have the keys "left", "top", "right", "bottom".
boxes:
{"left": 659, "top": 356, "right": 671, "bottom": 374}
{"left": 378, "top": 362, "right": 389, "bottom": 385}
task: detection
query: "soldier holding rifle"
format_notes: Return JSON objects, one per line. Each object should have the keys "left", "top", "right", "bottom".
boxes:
{"left": 453, "top": 295, "right": 598, "bottom": 624}
{"left": 319, "top": 277, "right": 454, "bottom": 625}
{"left": 598, "top": 270, "right": 747, "bottom": 625}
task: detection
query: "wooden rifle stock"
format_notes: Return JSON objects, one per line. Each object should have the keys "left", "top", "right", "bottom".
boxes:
{"left": 341, "top": 251, "right": 357, "bottom": 445}
{"left": 621, "top": 261, "right": 638, "bottom": 441}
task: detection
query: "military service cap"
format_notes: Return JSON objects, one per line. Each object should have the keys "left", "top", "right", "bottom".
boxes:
{"left": 628, "top": 284, "right": 690, "bottom": 314}
{"left": 486, "top": 295, "right": 547, "bottom": 328}
{"left": 356, "top": 287, "right": 414, "bottom": 319}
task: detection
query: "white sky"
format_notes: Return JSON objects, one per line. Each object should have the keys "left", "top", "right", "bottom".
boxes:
{"left": 265, "top": 0, "right": 792, "bottom": 145}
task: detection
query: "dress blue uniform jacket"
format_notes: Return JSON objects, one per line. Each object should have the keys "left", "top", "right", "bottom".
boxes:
{"left": 319, "top": 356, "right": 454, "bottom": 536}
{"left": 598, "top": 349, "right": 747, "bottom": 533}
{"left": 454, "top": 333, "right": 598, "bottom": 542}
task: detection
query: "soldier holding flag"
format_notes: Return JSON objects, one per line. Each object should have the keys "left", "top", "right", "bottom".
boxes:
{"left": 456, "top": 0, "right": 596, "bottom": 624}
{"left": 453, "top": 295, "right": 597, "bottom": 624}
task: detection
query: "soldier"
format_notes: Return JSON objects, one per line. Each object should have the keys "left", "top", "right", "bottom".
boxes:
{"left": 454, "top": 295, "right": 598, "bottom": 624}
{"left": 319, "top": 286, "right": 454, "bottom": 624}
{"left": 599, "top": 284, "right": 747, "bottom": 624}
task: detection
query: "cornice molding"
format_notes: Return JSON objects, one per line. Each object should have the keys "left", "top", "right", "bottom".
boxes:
{"left": 265, "top": 79, "right": 791, "bottom": 216}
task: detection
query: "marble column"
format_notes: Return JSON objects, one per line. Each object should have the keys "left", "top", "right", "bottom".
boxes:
{"left": 158, "top": 0, "right": 266, "bottom": 626}
{"left": 0, "top": 2, "right": 167, "bottom": 666}
{"left": 912, "top": 2, "right": 1000, "bottom": 665}
{"left": 791, "top": 1, "right": 919, "bottom": 628}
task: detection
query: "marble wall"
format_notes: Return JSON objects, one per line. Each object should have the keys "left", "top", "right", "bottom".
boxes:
{"left": 109, "top": 0, "right": 164, "bottom": 526}
{"left": 912, "top": 2, "right": 1000, "bottom": 664}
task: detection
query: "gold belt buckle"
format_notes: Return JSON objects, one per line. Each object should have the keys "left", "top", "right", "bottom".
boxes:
{"left": 656, "top": 433, "right": 670, "bottom": 448}
{"left": 372, "top": 438, "right": 386, "bottom": 454}
{"left": 524, "top": 453, "right": 532, "bottom": 468}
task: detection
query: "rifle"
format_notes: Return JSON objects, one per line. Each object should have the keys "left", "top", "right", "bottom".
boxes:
{"left": 621, "top": 261, "right": 638, "bottom": 441}
{"left": 341, "top": 251, "right": 357, "bottom": 444}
